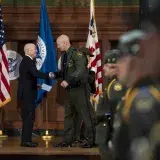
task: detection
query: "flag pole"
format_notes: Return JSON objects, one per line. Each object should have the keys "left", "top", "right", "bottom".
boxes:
{"left": 92, "top": 0, "right": 97, "bottom": 32}
{"left": 41, "top": 94, "right": 53, "bottom": 147}
{"left": 0, "top": 107, "right": 8, "bottom": 145}
{"left": 0, "top": 0, "right": 8, "bottom": 142}
{"left": 38, "top": 0, "right": 56, "bottom": 147}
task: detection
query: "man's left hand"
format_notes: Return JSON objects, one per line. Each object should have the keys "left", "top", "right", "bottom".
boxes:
{"left": 60, "top": 81, "right": 69, "bottom": 88}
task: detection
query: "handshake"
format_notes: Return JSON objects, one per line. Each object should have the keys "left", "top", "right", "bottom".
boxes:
{"left": 49, "top": 72, "right": 56, "bottom": 79}
{"left": 48, "top": 71, "right": 62, "bottom": 79}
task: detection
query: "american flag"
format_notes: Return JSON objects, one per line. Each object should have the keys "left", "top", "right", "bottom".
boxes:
{"left": 86, "top": 0, "right": 102, "bottom": 110}
{"left": 0, "top": 4, "right": 11, "bottom": 107}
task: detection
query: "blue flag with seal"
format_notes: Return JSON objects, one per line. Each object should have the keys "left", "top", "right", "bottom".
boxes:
{"left": 36, "top": 0, "right": 57, "bottom": 105}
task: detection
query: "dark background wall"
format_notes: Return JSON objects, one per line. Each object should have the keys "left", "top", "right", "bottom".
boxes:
{"left": 0, "top": 0, "right": 138, "bottom": 131}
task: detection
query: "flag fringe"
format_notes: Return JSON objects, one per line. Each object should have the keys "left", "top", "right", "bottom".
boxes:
{"left": 0, "top": 98, "right": 11, "bottom": 108}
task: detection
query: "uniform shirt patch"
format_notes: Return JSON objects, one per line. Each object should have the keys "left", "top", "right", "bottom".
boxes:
{"left": 135, "top": 98, "right": 153, "bottom": 112}
{"left": 68, "top": 63, "right": 73, "bottom": 67}
{"left": 114, "top": 83, "right": 122, "bottom": 91}
{"left": 68, "top": 60, "right": 73, "bottom": 67}
{"left": 77, "top": 52, "right": 82, "bottom": 56}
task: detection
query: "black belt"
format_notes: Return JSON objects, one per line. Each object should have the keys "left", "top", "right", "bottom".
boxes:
{"left": 96, "top": 113, "right": 111, "bottom": 125}
{"left": 66, "top": 81, "right": 85, "bottom": 90}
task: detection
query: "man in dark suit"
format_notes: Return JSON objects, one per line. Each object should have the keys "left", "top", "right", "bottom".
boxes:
{"left": 17, "top": 43, "right": 54, "bottom": 147}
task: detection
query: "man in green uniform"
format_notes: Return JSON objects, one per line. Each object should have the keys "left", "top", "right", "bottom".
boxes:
{"left": 96, "top": 49, "right": 127, "bottom": 160}
{"left": 54, "top": 35, "right": 95, "bottom": 148}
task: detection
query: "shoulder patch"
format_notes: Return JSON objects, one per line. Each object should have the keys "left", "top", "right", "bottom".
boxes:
{"left": 135, "top": 97, "right": 154, "bottom": 113}
{"left": 114, "top": 83, "right": 123, "bottom": 91}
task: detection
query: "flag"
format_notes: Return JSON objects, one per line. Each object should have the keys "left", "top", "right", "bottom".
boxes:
{"left": 86, "top": 0, "right": 102, "bottom": 110}
{"left": 35, "top": 0, "right": 57, "bottom": 104}
{"left": 0, "top": 4, "right": 11, "bottom": 107}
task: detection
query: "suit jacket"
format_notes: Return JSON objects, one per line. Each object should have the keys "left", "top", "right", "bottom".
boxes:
{"left": 17, "top": 56, "right": 49, "bottom": 103}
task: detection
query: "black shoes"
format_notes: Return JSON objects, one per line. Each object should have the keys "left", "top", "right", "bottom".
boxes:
{"left": 53, "top": 142, "right": 72, "bottom": 148}
{"left": 20, "top": 141, "right": 38, "bottom": 147}
{"left": 72, "top": 137, "right": 95, "bottom": 148}
{"left": 72, "top": 138, "right": 87, "bottom": 147}
{"left": 79, "top": 142, "right": 94, "bottom": 148}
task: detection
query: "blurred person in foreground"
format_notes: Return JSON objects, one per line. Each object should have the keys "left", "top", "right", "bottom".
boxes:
{"left": 112, "top": 29, "right": 146, "bottom": 160}
{"left": 113, "top": 25, "right": 160, "bottom": 160}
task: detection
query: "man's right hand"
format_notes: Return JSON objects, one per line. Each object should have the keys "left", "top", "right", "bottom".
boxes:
{"left": 37, "top": 84, "right": 41, "bottom": 89}
{"left": 49, "top": 72, "right": 55, "bottom": 79}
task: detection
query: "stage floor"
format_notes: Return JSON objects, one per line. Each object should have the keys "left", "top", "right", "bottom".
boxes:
{"left": 0, "top": 137, "right": 99, "bottom": 156}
